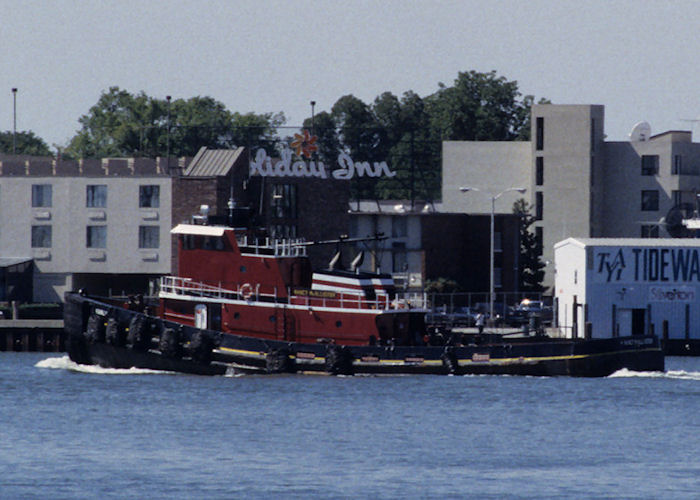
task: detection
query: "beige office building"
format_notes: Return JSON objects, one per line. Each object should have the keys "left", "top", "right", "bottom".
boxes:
{"left": 442, "top": 104, "right": 700, "bottom": 289}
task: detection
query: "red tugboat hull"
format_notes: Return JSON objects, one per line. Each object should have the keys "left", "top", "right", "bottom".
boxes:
{"left": 64, "top": 293, "right": 664, "bottom": 377}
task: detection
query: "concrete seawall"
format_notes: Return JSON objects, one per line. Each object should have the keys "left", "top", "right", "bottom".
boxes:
{"left": 0, "top": 320, "right": 65, "bottom": 352}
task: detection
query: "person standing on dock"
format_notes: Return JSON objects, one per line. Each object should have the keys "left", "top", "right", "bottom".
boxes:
{"left": 475, "top": 312, "right": 484, "bottom": 334}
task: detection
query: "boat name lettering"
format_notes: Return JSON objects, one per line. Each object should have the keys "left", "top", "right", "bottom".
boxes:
{"left": 249, "top": 148, "right": 396, "bottom": 180}
{"left": 472, "top": 353, "right": 490, "bottom": 362}
{"left": 620, "top": 338, "right": 653, "bottom": 346}
{"left": 361, "top": 355, "right": 380, "bottom": 362}
{"left": 404, "top": 356, "right": 424, "bottom": 364}
{"left": 296, "top": 352, "right": 316, "bottom": 359}
{"left": 293, "top": 289, "right": 337, "bottom": 298}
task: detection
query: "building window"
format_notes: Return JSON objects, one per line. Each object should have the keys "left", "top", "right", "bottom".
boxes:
{"left": 86, "top": 226, "right": 107, "bottom": 248}
{"left": 672, "top": 155, "right": 682, "bottom": 175}
{"left": 641, "top": 155, "right": 659, "bottom": 176}
{"left": 392, "top": 217, "right": 407, "bottom": 237}
{"left": 672, "top": 190, "right": 683, "bottom": 206}
{"left": 31, "top": 225, "right": 52, "bottom": 248}
{"left": 494, "top": 267, "right": 502, "bottom": 288}
{"left": 86, "top": 185, "right": 107, "bottom": 208}
{"left": 271, "top": 184, "right": 297, "bottom": 219}
{"left": 139, "top": 226, "right": 160, "bottom": 248}
{"left": 392, "top": 242, "right": 407, "bottom": 273}
{"left": 494, "top": 231, "right": 502, "bottom": 252}
{"left": 535, "top": 226, "right": 543, "bottom": 256}
{"left": 536, "top": 117, "right": 544, "bottom": 151}
{"left": 641, "top": 225, "right": 659, "bottom": 238}
{"left": 139, "top": 185, "right": 160, "bottom": 208}
{"left": 641, "top": 190, "right": 659, "bottom": 211}
{"left": 32, "top": 184, "right": 52, "bottom": 207}
{"left": 535, "top": 192, "right": 543, "bottom": 220}
{"left": 271, "top": 224, "right": 297, "bottom": 239}
{"left": 535, "top": 157, "right": 544, "bottom": 186}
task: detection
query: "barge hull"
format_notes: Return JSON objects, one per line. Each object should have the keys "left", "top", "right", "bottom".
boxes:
{"left": 65, "top": 293, "right": 664, "bottom": 377}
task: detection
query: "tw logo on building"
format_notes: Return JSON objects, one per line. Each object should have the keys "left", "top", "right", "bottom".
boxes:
{"left": 597, "top": 249, "right": 626, "bottom": 282}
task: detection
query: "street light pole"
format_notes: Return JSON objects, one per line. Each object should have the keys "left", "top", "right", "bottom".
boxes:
{"left": 310, "top": 100, "right": 316, "bottom": 136}
{"left": 165, "top": 95, "right": 171, "bottom": 173}
{"left": 12, "top": 88, "right": 17, "bottom": 154}
{"left": 460, "top": 186, "right": 527, "bottom": 323}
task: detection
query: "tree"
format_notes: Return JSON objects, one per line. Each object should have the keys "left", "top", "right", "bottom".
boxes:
{"left": 425, "top": 70, "right": 534, "bottom": 141}
{"left": 372, "top": 91, "right": 439, "bottom": 200}
{"left": 0, "top": 130, "right": 52, "bottom": 156}
{"left": 64, "top": 87, "right": 286, "bottom": 158}
{"left": 513, "top": 198, "right": 546, "bottom": 292}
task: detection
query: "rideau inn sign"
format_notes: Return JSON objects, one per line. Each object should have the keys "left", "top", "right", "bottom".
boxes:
{"left": 249, "top": 130, "right": 397, "bottom": 180}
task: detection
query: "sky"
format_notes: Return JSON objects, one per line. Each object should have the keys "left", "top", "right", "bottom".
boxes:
{"left": 2, "top": 0, "right": 700, "bottom": 151}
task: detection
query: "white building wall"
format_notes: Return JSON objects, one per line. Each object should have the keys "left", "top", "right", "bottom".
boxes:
{"left": 0, "top": 176, "right": 171, "bottom": 301}
{"left": 555, "top": 238, "right": 700, "bottom": 340}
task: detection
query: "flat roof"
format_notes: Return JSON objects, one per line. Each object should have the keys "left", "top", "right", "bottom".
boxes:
{"left": 0, "top": 257, "right": 32, "bottom": 268}
{"left": 170, "top": 224, "right": 227, "bottom": 236}
{"left": 555, "top": 237, "right": 700, "bottom": 249}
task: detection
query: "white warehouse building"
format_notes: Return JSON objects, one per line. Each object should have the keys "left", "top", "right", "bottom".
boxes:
{"left": 554, "top": 237, "right": 700, "bottom": 354}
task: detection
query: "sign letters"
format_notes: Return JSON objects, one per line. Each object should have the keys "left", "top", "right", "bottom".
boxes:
{"left": 594, "top": 246, "right": 700, "bottom": 283}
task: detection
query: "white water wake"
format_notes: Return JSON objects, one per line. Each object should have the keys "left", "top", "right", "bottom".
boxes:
{"left": 609, "top": 368, "right": 700, "bottom": 381}
{"left": 35, "top": 355, "right": 170, "bottom": 375}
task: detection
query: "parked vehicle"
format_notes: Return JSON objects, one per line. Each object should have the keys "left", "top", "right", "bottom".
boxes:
{"left": 507, "top": 299, "right": 553, "bottom": 326}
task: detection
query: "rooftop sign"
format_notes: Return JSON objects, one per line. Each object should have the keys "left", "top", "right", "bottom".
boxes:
{"left": 249, "top": 130, "right": 396, "bottom": 180}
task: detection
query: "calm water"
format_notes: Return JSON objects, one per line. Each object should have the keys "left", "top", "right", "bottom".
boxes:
{"left": 1, "top": 353, "right": 698, "bottom": 499}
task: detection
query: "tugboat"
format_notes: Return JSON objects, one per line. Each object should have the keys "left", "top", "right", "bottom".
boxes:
{"left": 64, "top": 206, "right": 664, "bottom": 377}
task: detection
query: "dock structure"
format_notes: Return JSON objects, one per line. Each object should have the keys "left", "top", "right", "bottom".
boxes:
{"left": 0, "top": 320, "right": 65, "bottom": 352}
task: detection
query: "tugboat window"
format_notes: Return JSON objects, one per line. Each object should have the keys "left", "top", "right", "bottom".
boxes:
{"left": 336, "top": 320, "right": 342, "bottom": 328}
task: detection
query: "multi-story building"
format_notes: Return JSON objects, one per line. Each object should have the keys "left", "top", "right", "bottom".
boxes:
{"left": 442, "top": 104, "right": 700, "bottom": 289}
{"left": 0, "top": 147, "right": 352, "bottom": 303}
{"left": 348, "top": 200, "right": 521, "bottom": 295}
{"left": 0, "top": 156, "right": 174, "bottom": 302}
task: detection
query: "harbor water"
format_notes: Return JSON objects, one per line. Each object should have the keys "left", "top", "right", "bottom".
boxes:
{"left": 1, "top": 353, "right": 698, "bottom": 499}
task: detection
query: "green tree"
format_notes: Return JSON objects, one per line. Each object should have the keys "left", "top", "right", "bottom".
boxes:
{"left": 513, "top": 198, "right": 546, "bottom": 292}
{"left": 372, "top": 91, "right": 439, "bottom": 200}
{"left": 331, "top": 95, "right": 384, "bottom": 199}
{"left": 0, "top": 130, "right": 52, "bottom": 156}
{"left": 65, "top": 87, "right": 285, "bottom": 158}
{"left": 302, "top": 110, "right": 340, "bottom": 164}
{"left": 426, "top": 70, "right": 534, "bottom": 141}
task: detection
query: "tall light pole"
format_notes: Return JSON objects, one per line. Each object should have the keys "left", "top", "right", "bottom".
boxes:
{"left": 12, "top": 88, "right": 17, "bottom": 154}
{"left": 459, "top": 186, "right": 527, "bottom": 323}
{"left": 310, "top": 100, "right": 316, "bottom": 136}
{"left": 165, "top": 95, "right": 171, "bottom": 173}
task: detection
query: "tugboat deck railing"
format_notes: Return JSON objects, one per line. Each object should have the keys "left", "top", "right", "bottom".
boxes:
{"left": 158, "top": 276, "right": 425, "bottom": 311}
{"left": 236, "top": 235, "right": 307, "bottom": 257}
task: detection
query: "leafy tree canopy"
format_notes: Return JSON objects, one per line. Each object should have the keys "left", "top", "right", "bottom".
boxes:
{"left": 57, "top": 71, "right": 542, "bottom": 201}
{"left": 64, "top": 87, "right": 285, "bottom": 159}
{"left": 0, "top": 130, "right": 52, "bottom": 156}
{"left": 425, "top": 70, "right": 534, "bottom": 141}
{"left": 297, "top": 71, "right": 540, "bottom": 200}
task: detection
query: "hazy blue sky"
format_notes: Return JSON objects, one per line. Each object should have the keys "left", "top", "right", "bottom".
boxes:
{"left": 3, "top": 0, "right": 700, "bottom": 150}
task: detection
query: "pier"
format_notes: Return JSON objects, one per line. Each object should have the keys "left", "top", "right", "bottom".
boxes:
{"left": 0, "top": 320, "right": 65, "bottom": 352}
